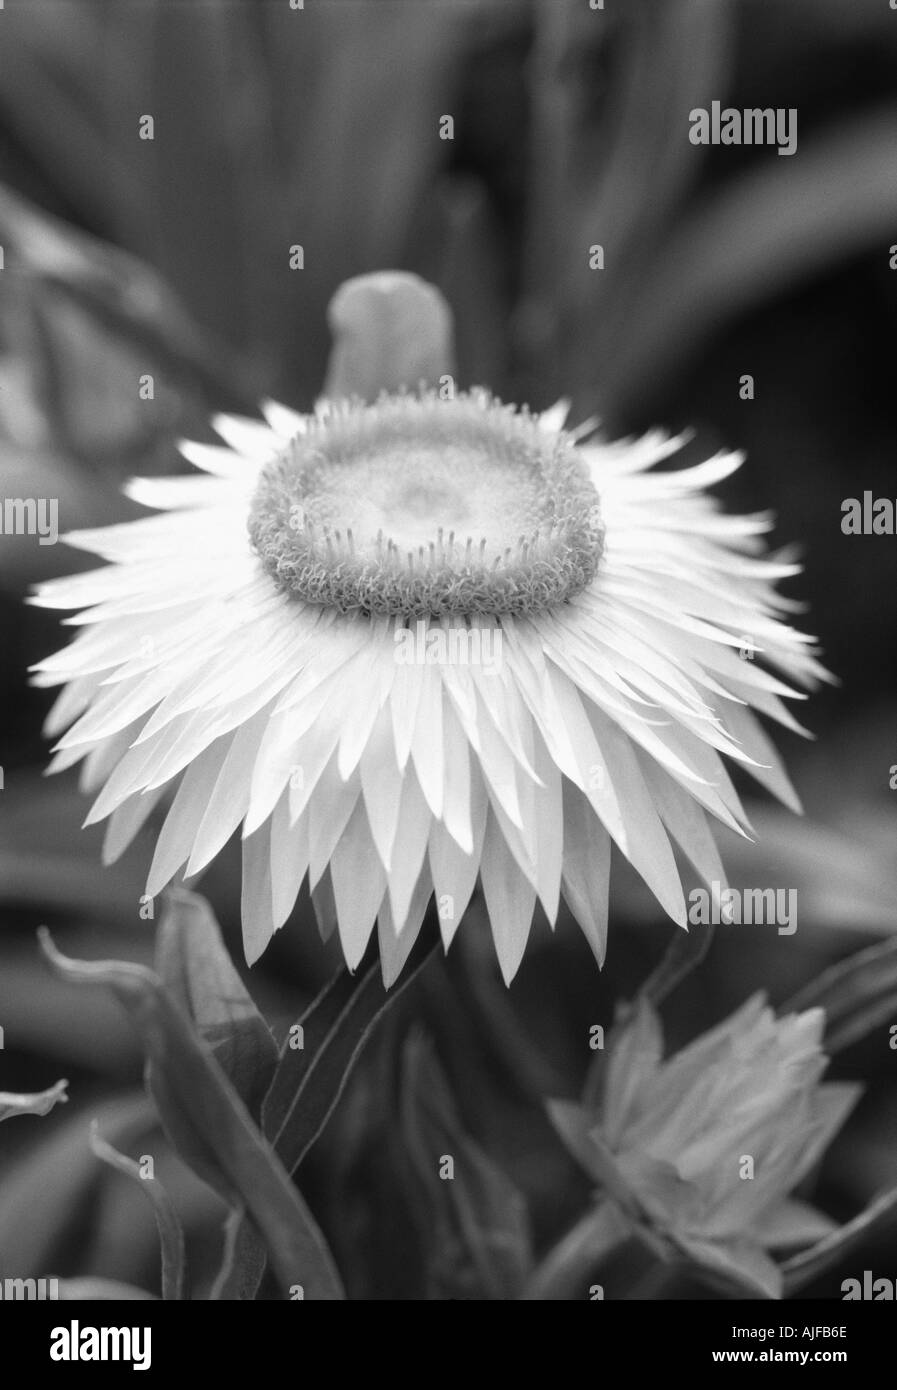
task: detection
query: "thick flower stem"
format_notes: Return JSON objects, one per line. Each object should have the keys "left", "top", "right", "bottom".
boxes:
{"left": 640, "top": 919, "right": 716, "bottom": 1008}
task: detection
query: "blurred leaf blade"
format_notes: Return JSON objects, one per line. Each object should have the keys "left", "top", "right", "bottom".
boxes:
{"left": 0, "top": 182, "right": 257, "bottom": 410}
{"left": 0, "top": 1091, "right": 155, "bottom": 1281}
{"left": 0, "top": 1077, "right": 68, "bottom": 1123}
{"left": 639, "top": 921, "right": 715, "bottom": 1009}
{"left": 38, "top": 928, "right": 344, "bottom": 1300}
{"left": 594, "top": 109, "right": 897, "bottom": 419}
{"left": 54, "top": 1278, "right": 158, "bottom": 1301}
{"left": 155, "top": 889, "right": 278, "bottom": 1122}
{"left": 782, "top": 937, "right": 897, "bottom": 1052}
{"left": 89, "top": 1120, "right": 186, "bottom": 1301}
{"left": 213, "top": 929, "right": 441, "bottom": 1300}
{"left": 401, "top": 1031, "right": 533, "bottom": 1300}
{"left": 263, "top": 927, "right": 439, "bottom": 1174}
{"left": 209, "top": 1208, "right": 268, "bottom": 1302}
{"left": 782, "top": 1186, "right": 897, "bottom": 1295}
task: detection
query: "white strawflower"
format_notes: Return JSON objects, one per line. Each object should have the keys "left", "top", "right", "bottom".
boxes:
{"left": 32, "top": 274, "right": 825, "bottom": 985}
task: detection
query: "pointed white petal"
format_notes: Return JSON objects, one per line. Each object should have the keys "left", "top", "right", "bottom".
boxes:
{"left": 389, "top": 657, "right": 424, "bottom": 771}
{"left": 639, "top": 756, "right": 727, "bottom": 893}
{"left": 124, "top": 475, "right": 235, "bottom": 511}
{"left": 377, "top": 869, "right": 433, "bottom": 988}
{"left": 533, "top": 732, "right": 563, "bottom": 924}
{"left": 102, "top": 783, "right": 169, "bottom": 865}
{"left": 586, "top": 705, "right": 687, "bottom": 926}
{"left": 479, "top": 809, "right": 536, "bottom": 985}
{"left": 360, "top": 705, "right": 405, "bottom": 870}
{"left": 719, "top": 699, "right": 803, "bottom": 813}
{"left": 260, "top": 398, "right": 307, "bottom": 440}
{"left": 185, "top": 710, "right": 269, "bottom": 874}
{"left": 211, "top": 413, "right": 279, "bottom": 460}
{"left": 311, "top": 868, "right": 338, "bottom": 942}
{"left": 241, "top": 825, "right": 276, "bottom": 965}
{"left": 386, "top": 769, "right": 432, "bottom": 930}
{"left": 560, "top": 784, "right": 611, "bottom": 966}
{"left": 439, "top": 695, "right": 473, "bottom": 854}
{"left": 177, "top": 440, "right": 254, "bottom": 478}
{"left": 146, "top": 738, "right": 228, "bottom": 896}
{"left": 307, "top": 758, "right": 362, "bottom": 888}
{"left": 270, "top": 793, "right": 310, "bottom": 929}
{"left": 410, "top": 662, "right": 444, "bottom": 820}
{"left": 428, "top": 768, "right": 488, "bottom": 949}
{"left": 330, "top": 801, "right": 386, "bottom": 970}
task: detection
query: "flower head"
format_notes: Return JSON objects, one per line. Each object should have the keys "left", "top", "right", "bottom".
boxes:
{"left": 32, "top": 273, "right": 826, "bottom": 985}
{"left": 248, "top": 390, "right": 605, "bottom": 618}
{"left": 549, "top": 994, "right": 861, "bottom": 1296}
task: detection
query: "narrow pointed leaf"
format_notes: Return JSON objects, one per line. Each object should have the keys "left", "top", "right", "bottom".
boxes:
{"left": 89, "top": 1121, "right": 186, "bottom": 1301}
{"left": 156, "top": 889, "right": 278, "bottom": 1121}
{"left": 402, "top": 1032, "right": 533, "bottom": 1300}
{"left": 38, "top": 929, "right": 343, "bottom": 1300}
{"left": 640, "top": 919, "right": 715, "bottom": 1007}
{"left": 55, "top": 1279, "right": 158, "bottom": 1301}
{"left": 264, "top": 924, "right": 439, "bottom": 1174}
{"left": 0, "top": 1078, "right": 68, "bottom": 1123}
{"left": 782, "top": 1186, "right": 897, "bottom": 1295}
{"left": 218, "top": 925, "right": 439, "bottom": 1300}
{"left": 209, "top": 1208, "right": 268, "bottom": 1301}
{"left": 782, "top": 938, "right": 897, "bottom": 1052}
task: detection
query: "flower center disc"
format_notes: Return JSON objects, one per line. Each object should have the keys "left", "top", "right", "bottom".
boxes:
{"left": 248, "top": 391, "right": 604, "bottom": 617}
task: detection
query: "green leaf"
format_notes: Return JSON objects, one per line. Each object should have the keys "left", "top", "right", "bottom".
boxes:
{"left": 781, "top": 938, "right": 897, "bottom": 1053}
{"left": 401, "top": 1031, "right": 533, "bottom": 1300}
{"left": 0, "top": 182, "right": 255, "bottom": 412}
{"left": 155, "top": 889, "right": 278, "bottom": 1122}
{"left": 0, "top": 1078, "right": 68, "bottom": 1123}
{"left": 782, "top": 1186, "right": 897, "bottom": 1295}
{"left": 89, "top": 1121, "right": 186, "bottom": 1301}
{"left": 54, "top": 1279, "right": 158, "bottom": 1301}
{"left": 1, "top": 1, "right": 477, "bottom": 407}
{"left": 673, "top": 1235, "right": 782, "bottom": 1300}
{"left": 263, "top": 925, "right": 439, "bottom": 1174}
{"left": 526, "top": 0, "right": 736, "bottom": 408}
{"left": 639, "top": 918, "right": 715, "bottom": 1008}
{"left": 0, "top": 181, "right": 255, "bottom": 595}
{"left": 0, "top": 1092, "right": 155, "bottom": 1281}
{"left": 520, "top": 1203, "right": 633, "bottom": 1301}
{"left": 209, "top": 1208, "right": 269, "bottom": 1302}
{"left": 260, "top": 958, "right": 370, "bottom": 1141}
{"left": 596, "top": 110, "right": 897, "bottom": 420}
{"left": 456, "top": 912, "right": 567, "bottom": 1101}
{"left": 211, "top": 927, "right": 439, "bottom": 1301}
{"left": 38, "top": 928, "right": 344, "bottom": 1300}
{"left": 153, "top": 891, "right": 279, "bottom": 1303}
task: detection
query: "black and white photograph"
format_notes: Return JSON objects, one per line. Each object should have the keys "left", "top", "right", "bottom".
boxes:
{"left": 0, "top": 0, "right": 895, "bottom": 1357}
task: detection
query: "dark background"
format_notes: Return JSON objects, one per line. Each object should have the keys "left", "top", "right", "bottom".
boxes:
{"left": 0, "top": 0, "right": 895, "bottom": 1299}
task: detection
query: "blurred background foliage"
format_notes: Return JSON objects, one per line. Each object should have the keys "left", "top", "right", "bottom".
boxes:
{"left": 0, "top": 0, "right": 895, "bottom": 1298}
